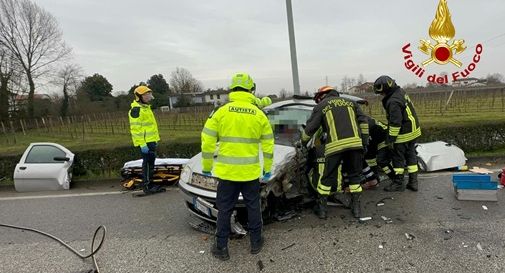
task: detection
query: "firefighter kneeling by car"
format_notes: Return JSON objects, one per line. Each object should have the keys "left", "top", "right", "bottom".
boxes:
{"left": 201, "top": 72, "right": 274, "bottom": 261}
{"left": 302, "top": 86, "right": 368, "bottom": 219}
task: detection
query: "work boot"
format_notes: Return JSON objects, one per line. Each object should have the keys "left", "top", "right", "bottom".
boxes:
{"left": 143, "top": 184, "right": 166, "bottom": 195}
{"left": 211, "top": 242, "right": 230, "bottom": 261}
{"left": 313, "top": 196, "right": 328, "bottom": 219}
{"left": 383, "top": 175, "right": 405, "bottom": 192}
{"left": 406, "top": 172, "right": 418, "bottom": 192}
{"left": 250, "top": 236, "right": 264, "bottom": 254}
{"left": 370, "top": 166, "right": 382, "bottom": 184}
{"left": 350, "top": 192, "right": 362, "bottom": 218}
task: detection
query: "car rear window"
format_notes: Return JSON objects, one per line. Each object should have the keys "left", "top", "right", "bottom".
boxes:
{"left": 25, "top": 145, "right": 66, "bottom": 163}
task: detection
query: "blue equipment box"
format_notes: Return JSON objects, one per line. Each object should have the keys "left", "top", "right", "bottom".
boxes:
{"left": 452, "top": 173, "right": 497, "bottom": 190}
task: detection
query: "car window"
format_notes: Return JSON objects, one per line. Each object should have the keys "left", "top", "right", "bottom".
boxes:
{"left": 266, "top": 106, "right": 313, "bottom": 146}
{"left": 25, "top": 145, "right": 66, "bottom": 163}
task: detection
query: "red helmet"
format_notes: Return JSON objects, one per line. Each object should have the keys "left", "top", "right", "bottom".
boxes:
{"left": 314, "top": 86, "right": 336, "bottom": 103}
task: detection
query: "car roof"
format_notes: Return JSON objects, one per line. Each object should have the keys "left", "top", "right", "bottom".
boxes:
{"left": 264, "top": 94, "right": 367, "bottom": 111}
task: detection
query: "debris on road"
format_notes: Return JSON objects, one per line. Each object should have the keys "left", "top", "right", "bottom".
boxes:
{"left": 381, "top": 216, "right": 393, "bottom": 224}
{"left": 477, "top": 243, "right": 483, "bottom": 251}
{"left": 199, "top": 250, "right": 205, "bottom": 254}
{"left": 376, "top": 197, "right": 394, "bottom": 207}
{"left": 359, "top": 217, "right": 372, "bottom": 222}
{"left": 482, "top": 205, "right": 488, "bottom": 211}
{"left": 281, "top": 243, "right": 296, "bottom": 251}
{"left": 405, "top": 233, "right": 415, "bottom": 240}
{"left": 257, "top": 260, "right": 264, "bottom": 271}
{"left": 469, "top": 167, "right": 493, "bottom": 174}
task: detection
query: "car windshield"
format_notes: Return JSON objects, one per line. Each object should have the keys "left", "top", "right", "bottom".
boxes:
{"left": 266, "top": 105, "right": 313, "bottom": 146}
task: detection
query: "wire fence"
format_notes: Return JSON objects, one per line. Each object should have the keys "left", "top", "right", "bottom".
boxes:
{"left": 1, "top": 87, "right": 504, "bottom": 146}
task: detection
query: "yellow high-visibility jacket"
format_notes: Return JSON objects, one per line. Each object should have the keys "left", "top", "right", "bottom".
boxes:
{"left": 128, "top": 100, "right": 160, "bottom": 147}
{"left": 201, "top": 91, "right": 274, "bottom": 181}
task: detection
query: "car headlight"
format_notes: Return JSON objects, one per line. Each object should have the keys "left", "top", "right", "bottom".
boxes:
{"left": 180, "top": 165, "right": 192, "bottom": 183}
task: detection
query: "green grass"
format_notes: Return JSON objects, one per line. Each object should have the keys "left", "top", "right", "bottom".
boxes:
{"left": 0, "top": 130, "right": 201, "bottom": 156}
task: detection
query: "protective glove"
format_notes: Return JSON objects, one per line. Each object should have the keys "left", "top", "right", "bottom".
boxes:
{"left": 260, "top": 172, "right": 272, "bottom": 183}
{"left": 140, "top": 145, "right": 149, "bottom": 154}
{"left": 202, "top": 171, "right": 212, "bottom": 177}
{"left": 361, "top": 135, "right": 369, "bottom": 154}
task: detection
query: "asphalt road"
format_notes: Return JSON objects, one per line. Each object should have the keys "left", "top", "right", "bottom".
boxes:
{"left": 1, "top": 171, "right": 504, "bottom": 273}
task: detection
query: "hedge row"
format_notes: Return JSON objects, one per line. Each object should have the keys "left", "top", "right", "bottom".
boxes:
{"left": 1, "top": 122, "right": 504, "bottom": 180}
{"left": 419, "top": 122, "right": 505, "bottom": 152}
{"left": 0, "top": 142, "right": 201, "bottom": 180}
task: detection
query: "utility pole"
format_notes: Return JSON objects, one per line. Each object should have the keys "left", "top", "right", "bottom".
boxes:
{"left": 286, "top": 0, "right": 300, "bottom": 95}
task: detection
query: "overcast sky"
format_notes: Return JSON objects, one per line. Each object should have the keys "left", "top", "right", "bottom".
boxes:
{"left": 34, "top": 0, "right": 505, "bottom": 96}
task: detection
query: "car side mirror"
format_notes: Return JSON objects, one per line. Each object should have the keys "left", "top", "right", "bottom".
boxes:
{"left": 54, "top": 156, "right": 70, "bottom": 162}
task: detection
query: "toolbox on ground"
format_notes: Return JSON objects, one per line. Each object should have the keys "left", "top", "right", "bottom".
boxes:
{"left": 452, "top": 173, "right": 498, "bottom": 201}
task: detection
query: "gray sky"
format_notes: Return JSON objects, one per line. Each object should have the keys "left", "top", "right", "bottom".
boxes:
{"left": 34, "top": 0, "right": 505, "bottom": 96}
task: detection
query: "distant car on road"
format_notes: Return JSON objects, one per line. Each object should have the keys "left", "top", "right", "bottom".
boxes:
{"left": 14, "top": 143, "right": 74, "bottom": 192}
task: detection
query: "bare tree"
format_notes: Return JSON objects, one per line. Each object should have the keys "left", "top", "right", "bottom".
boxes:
{"left": 52, "top": 64, "right": 82, "bottom": 116}
{"left": 357, "top": 74, "right": 366, "bottom": 85}
{"left": 0, "top": 0, "right": 71, "bottom": 118}
{"left": 486, "top": 73, "right": 504, "bottom": 85}
{"left": 169, "top": 67, "right": 203, "bottom": 94}
{"left": 341, "top": 76, "right": 353, "bottom": 92}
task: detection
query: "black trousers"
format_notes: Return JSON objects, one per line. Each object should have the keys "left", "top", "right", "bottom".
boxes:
{"left": 141, "top": 142, "right": 157, "bottom": 188}
{"left": 216, "top": 179, "right": 262, "bottom": 248}
{"left": 391, "top": 141, "right": 418, "bottom": 175}
{"left": 319, "top": 149, "right": 363, "bottom": 195}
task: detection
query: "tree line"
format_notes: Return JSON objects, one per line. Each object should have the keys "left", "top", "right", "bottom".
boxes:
{"left": 0, "top": 0, "right": 204, "bottom": 121}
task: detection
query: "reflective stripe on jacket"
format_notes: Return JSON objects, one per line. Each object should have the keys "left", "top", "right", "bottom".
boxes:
{"left": 129, "top": 100, "right": 160, "bottom": 147}
{"left": 201, "top": 91, "right": 274, "bottom": 182}
{"left": 303, "top": 91, "right": 368, "bottom": 157}
{"left": 382, "top": 88, "right": 421, "bottom": 143}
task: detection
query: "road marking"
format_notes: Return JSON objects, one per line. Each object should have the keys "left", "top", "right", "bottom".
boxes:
{"left": 0, "top": 190, "right": 140, "bottom": 201}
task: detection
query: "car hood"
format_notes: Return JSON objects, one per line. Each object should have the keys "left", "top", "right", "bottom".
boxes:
{"left": 184, "top": 144, "right": 296, "bottom": 178}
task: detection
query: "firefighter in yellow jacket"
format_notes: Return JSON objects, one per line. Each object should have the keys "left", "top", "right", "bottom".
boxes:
{"left": 201, "top": 73, "right": 274, "bottom": 261}
{"left": 302, "top": 86, "right": 368, "bottom": 219}
{"left": 128, "top": 86, "right": 164, "bottom": 195}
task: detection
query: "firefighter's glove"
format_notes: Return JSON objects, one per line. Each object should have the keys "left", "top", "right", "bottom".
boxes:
{"left": 202, "top": 171, "right": 212, "bottom": 177}
{"left": 261, "top": 172, "right": 272, "bottom": 184}
{"left": 140, "top": 145, "right": 149, "bottom": 154}
{"left": 362, "top": 135, "right": 369, "bottom": 149}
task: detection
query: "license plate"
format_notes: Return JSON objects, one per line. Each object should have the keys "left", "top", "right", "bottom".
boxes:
{"left": 193, "top": 197, "right": 211, "bottom": 217}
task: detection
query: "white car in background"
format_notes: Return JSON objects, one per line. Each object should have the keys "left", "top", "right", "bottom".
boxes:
{"left": 14, "top": 143, "right": 74, "bottom": 192}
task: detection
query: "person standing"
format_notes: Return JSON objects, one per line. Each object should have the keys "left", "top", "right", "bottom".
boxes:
{"left": 302, "top": 86, "right": 368, "bottom": 219}
{"left": 201, "top": 72, "right": 274, "bottom": 261}
{"left": 373, "top": 75, "right": 421, "bottom": 192}
{"left": 128, "top": 86, "right": 164, "bottom": 195}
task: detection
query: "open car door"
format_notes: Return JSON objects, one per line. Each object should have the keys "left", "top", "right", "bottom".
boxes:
{"left": 14, "top": 143, "right": 74, "bottom": 192}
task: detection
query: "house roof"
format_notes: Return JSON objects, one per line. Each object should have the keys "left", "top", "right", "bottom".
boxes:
{"left": 204, "top": 89, "right": 230, "bottom": 95}
{"left": 14, "top": 94, "right": 50, "bottom": 101}
{"left": 454, "top": 77, "right": 479, "bottom": 82}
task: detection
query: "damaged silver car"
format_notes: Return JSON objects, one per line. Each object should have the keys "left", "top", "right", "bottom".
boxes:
{"left": 178, "top": 94, "right": 367, "bottom": 234}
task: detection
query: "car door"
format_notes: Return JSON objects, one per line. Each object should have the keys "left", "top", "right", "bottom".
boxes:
{"left": 14, "top": 143, "right": 74, "bottom": 192}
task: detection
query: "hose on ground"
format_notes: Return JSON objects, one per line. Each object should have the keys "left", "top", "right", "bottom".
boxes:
{"left": 0, "top": 223, "right": 106, "bottom": 273}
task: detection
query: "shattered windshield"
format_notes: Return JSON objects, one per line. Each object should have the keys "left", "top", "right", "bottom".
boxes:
{"left": 266, "top": 105, "right": 313, "bottom": 146}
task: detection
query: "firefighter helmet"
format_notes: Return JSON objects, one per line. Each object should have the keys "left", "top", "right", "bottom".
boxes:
{"left": 373, "top": 75, "right": 397, "bottom": 94}
{"left": 134, "top": 85, "right": 152, "bottom": 101}
{"left": 230, "top": 72, "right": 255, "bottom": 92}
{"left": 314, "top": 85, "right": 336, "bottom": 103}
